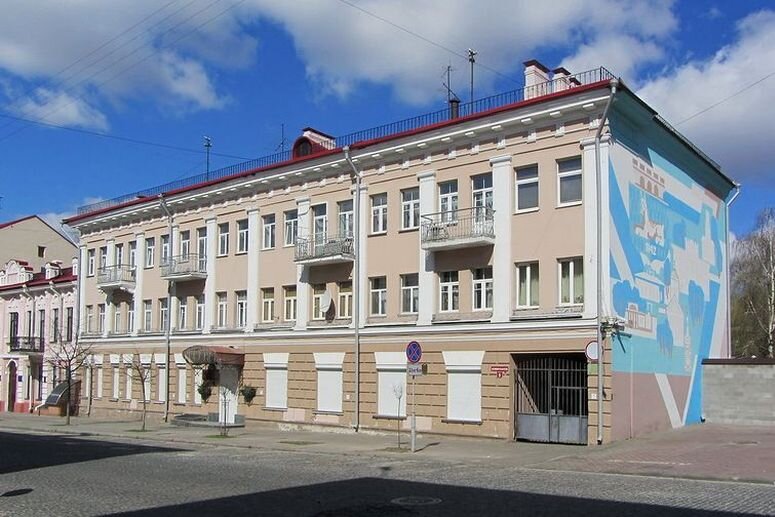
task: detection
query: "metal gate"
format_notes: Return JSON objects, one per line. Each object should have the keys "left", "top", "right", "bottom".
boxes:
{"left": 514, "top": 355, "right": 588, "bottom": 444}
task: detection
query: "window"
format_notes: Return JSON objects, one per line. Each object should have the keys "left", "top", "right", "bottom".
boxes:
{"left": 447, "top": 370, "right": 482, "bottom": 422}
{"left": 52, "top": 308, "right": 60, "bottom": 341}
{"left": 112, "top": 366, "right": 120, "bottom": 399}
{"left": 439, "top": 181, "right": 458, "bottom": 222}
{"left": 97, "top": 367, "right": 105, "bottom": 398}
{"left": 284, "top": 210, "right": 298, "bottom": 246}
{"left": 143, "top": 300, "right": 152, "bottom": 332}
{"left": 128, "top": 242, "right": 137, "bottom": 268}
{"left": 262, "top": 215, "right": 275, "bottom": 249}
{"left": 157, "top": 364, "right": 166, "bottom": 402}
{"left": 125, "top": 366, "right": 132, "bottom": 400}
{"left": 312, "top": 284, "right": 327, "bottom": 320}
{"left": 337, "top": 282, "right": 352, "bottom": 319}
{"left": 472, "top": 267, "right": 493, "bottom": 310}
{"left": 217, "top": 293, "right": 228, "bottom": 327}
{"left": 284, "top": 286, "right": 297, "bottom": 321}
{"left": 400, "top": 274, "right": 419, "bottom": 314}
{"left": 472, "top": 173, "right": 493, "bottom": 209}
{"left": 143, "top": 365, "right": 151, "bottom": 402}
{"left": 338, "top": 200, "right": 353, "bottom": 237}
{"left": 178, "top": 297, "right": 187, "bottom": 329}
{"left": 265, "top": 366, "right": 288, "bottom": 409}
{"left": 97, "top": 304, "right": 105, "bottom": 333}
{"left": 516, "top": 164, "right": 539, "bottom": 211}
{"left": 370, "top": 277, "right": 387, "bottom": 316}
{"left": 193, "top": 368, "right": 202, "bottom": 404}
{"left": 559, "top": 257, "right": 584, "bottom": 305}
{"left": 177, "top": 366, "right": 187, "bottom": 404}
{"left": 237, "top": 219, "right": 248, "bottom": 253}
{"left": 38, "top": 309, "right": 45, "bottom": 340}
{"left": 114, "top": 306, "right": 121, "bottom": 333}
{"left": 313, "top": 205, "right": 328, "bottom": 241}
{"left": 516, "top": 262, "right": 539, "bottom": 308}
{"left": 558, "top": 156, "right": 582, "bottom": 205}
{"left": 195, "top": 295, "right": 205, "bottom": 330}
{"left": 161, "top": 235, "right": 170, "bottom": 264}
{"left": 317, "top": 365, "right": 343, "bottom": 413}
{"left": 440, "top": 271, "right": 459, "bottom": 312}
{"left": 262, "top": 288, "right": 274, "bottom": 322}
{"left": 236, "top": 291, "right": 248, "bottom": 328}
{"left": 159, "top": 298, "right": 169, "bottom": 331}
{"left": 37, "top": 245, "right": 46, "bottom": 258}
{"left": 371, "top": 193, "right": 387, "bottom": 234}
{"left": 66, "top": 307, "right": 73, "bottom": 341}
{"left": 401, "top": 188, "right": 420, "bottom": 230}
{"left": 127, "top": 307, "right": 134, "bottom": 333}
{"left": 377, "top": 369, "right": 406, "bottom": 417}
{"left": 218, "top": 223, "right": 229, "bottom": 256}
{"left": 87, "top": 249, "right": 95, "bottom": 276}
{"left": 145, "top": 238, "right": 155, "bottom": 268}
{"left": 99, "top": 246, "right": 108, "bottom": 269}
{"left": 180, "top": 230, "right": 191, "bottom": 257}
{"left": 115, "top": 244, "right": 124, "bottom": 266}
{"left": 197, "top": 228, "right": 207, "bottom": 258}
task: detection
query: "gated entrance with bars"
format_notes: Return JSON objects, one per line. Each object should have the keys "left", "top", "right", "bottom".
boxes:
{"left": 514, "top": 354, "right": 588, "bottom": 444}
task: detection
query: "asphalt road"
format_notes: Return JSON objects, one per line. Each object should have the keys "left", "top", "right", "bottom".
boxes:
{"left": 0, "top": 431, "right": 773, "bottom": 516}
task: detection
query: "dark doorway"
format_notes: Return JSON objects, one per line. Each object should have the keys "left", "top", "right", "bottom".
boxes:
{"left": 7, "top": 361, "right": 17, "bottom": 412}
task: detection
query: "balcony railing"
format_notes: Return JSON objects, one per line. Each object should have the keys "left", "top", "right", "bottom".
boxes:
{"left": 9, "top": 336, "right": 44, "bottom": 353}
{"left": 160, "top": 253, "right": 207, "bottom": 280}
{"left": 295, "top": 233, "right": 354, "bottom": 264}
{"left": 421, "top": 207, "right": 495, "bottom": 251}
{"left": 97, "top": 264, "right": 136, "bottom": 290}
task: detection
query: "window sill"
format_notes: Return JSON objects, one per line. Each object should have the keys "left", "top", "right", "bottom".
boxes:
{"left": 264, "top": 406, "right": 287, "bottom": 412}
{"left": 109, "top": 398, "right": 119, "bottom": 402}
{"left": 369, "top": 231, "right": 388, "bottom": 237}
{"left": 313, "top": 410, "right": 344, "bottom": 416}
{"left": 556, "top": 201, "right": 582, "bottom": 209}
{"left": 514, "top": 207, "right": 539, "bottom": 215}
{"left": 441, "top": 418, "right": 482, "bottom": 425}
{"left": 235, "top": 251, "right": 248, "bottom": 256}
{"left": 398, "top": 227, "right": 419, "bottom": 233}
{"left": 373, "top": 414, "right": 407, "bottom": 421}
{"left": 216, "top": 254, "right": 228, "bottom": 258}
{"left": 172, "top": 402, "right": 186, "bottom": 406}
{"left": 260, "top": 247, "right": 275, "bottom": 252}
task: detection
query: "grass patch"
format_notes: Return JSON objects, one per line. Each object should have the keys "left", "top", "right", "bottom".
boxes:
{"left": 382, "top": 446, "right": 410, "bottom": 453}
{"left": 205, "top": 434, "right": 235, "bottom": 439}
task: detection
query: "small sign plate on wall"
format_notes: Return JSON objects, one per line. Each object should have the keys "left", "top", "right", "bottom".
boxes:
{"left": 490, "top": 365, "right": 509, "bottom": 378}
{"left": 585, "top": 341, "right": 599, "bottom": 362}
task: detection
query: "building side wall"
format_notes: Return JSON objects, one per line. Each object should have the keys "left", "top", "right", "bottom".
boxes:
{"left": 0, "top": 218, "right": 76, "bottom": 271}
{"left": 702, "top": 363, "right": 775, "bottom": 425}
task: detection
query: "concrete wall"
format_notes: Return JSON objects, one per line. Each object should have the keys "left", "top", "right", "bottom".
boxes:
{"left": 702, "top": 359, "right": 775, "bottom": 425}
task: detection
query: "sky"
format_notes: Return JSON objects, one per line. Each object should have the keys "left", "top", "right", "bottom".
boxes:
{"left": 0, "top": 0, "right": 773, "bottom": 236}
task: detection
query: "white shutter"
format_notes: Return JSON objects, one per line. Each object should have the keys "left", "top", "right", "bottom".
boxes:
{"left": 447, "top": 371, "right": 482, "bottom": 421}
{"left": 266, "top": 368, "right": 288, "bottom": 409}
{"left": 377, "top": 370, "right": 407, "bottom": 417}
{"left": 177, "top": 368, "right": 187, "bottom": 404}
{"left": 112, "top": 367, "right": 120, "bottom": 399}
{"left": 317, "top": 369, "right": 343, "bottom": 413}
{"left": 157, "top": 367, "right": 167, "bottom": 402}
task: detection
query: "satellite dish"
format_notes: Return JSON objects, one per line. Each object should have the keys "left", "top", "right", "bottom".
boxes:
{"left": 320, "top": 290, "right": 333, "bottom": 312}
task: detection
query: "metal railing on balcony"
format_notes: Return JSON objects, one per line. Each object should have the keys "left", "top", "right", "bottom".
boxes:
{"left": 160, "top": 253, "right": 207, "bottom": 278}
{"left": 295, "top": 233, "right": 354, "bottom": 262}
{"left": 8, "top": 336, "right": 44, "bottom": 353}
{"left": 76, "top": 67, "right": 614, "bottom": 217}
{"left": 97, "top": 264, "right": 136, "bottom": 285}
{"left": 421, "top": 207, "right": 495, "bottom": 246}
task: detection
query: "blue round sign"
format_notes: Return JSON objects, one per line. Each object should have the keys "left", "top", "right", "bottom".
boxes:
{"left": 406, "top": 341, "right": 422, "bottom": 364}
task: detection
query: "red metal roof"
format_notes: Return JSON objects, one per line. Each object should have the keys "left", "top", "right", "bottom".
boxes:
{"left": 0, "top": 267, "right": 76, "bottom": 292}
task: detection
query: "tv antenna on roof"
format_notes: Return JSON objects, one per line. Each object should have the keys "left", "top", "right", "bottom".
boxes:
{"left": 467, "top": 48, "right": 477, "bottom": 103}
{"left": 443, "top": 65, "right": 459, "bottom": 104}
{"left": 275, "top": 123, "right": 287, "bottom": 154}
{"left": 203, "top": 136, "right": 212, "bottom": 179}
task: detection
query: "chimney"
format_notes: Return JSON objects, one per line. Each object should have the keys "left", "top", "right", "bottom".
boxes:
{"left": 553, "top": 67, "right": 571, "bottom": 92}
{"left": 523, "top": 59, "right": 551, "bottom": 99}
{"left": 448, "top": 97, "right": 460, "bottom": 119}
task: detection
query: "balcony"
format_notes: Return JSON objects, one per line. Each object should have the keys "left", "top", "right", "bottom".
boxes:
{"left": 160, "top": 254, "right": 207, "bottom": 281}
{"left": 8, "top": 336, "right": 44, "bottom": 354}
{"left": 421, "top": 207, "right": 495, "bottom": 251}
{"left": 97, "top": 265, "right": 136, "bottom": 292}
{"left": 295, "top": 234, "right": 354, "bottom": 265}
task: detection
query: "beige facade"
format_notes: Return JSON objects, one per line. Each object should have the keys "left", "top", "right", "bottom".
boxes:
{"left": 0, "top": 215, "right": 76, "bottom": 272}
{"left": 67, "top": 65, "right": 618, "bottom": 444}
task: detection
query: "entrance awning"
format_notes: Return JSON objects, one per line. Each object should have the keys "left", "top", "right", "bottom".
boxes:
{"left": 182, "top": 346, "right": 245, "bottom": 368}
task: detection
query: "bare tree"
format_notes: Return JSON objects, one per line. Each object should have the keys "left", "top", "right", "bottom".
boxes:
{"left": 45, "top": 339, "right": 93, "bottom": 425}
{"left": 128, "top": 352, "right": 154, "bottom": 431}
{"left": 732, "top": 208, "right": 775, "bottom": 357}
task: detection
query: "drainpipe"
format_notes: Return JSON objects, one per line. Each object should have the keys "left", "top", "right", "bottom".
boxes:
{"left": 343, "top": 145, "right": 362, "bottom": 432}
{"left": 158, "top": 194, "right": 174, "bottom": 423}
{"left": 595, "top": 78, "right": 618, "bottom": 445}
{"left": 725, "top": 184, "right": 741, "bottom": 358}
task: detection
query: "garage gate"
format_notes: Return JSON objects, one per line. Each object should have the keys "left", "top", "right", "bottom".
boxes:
{"left": 514, "top": 355, "right": 588, "bottom": 445}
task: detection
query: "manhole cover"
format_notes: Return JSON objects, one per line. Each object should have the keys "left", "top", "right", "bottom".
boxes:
{"left": 391, "top": 496, "right": 442, "bottom": 507}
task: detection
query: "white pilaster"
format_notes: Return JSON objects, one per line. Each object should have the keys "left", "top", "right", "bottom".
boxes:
{"left": 490, "top": 154, "right": 513, "bottom": 322}
{"left": 417, "top": 170, "right": 436, "bottom": 326}
{"left": 295, "top": 197, "right": 310, "bottom": 330}
{"left": 132, "top": 233, "right": 145, "bottom": 335}
{"left": 204, "top": 217, "right": 217, "bottom": 333}
{"left": 169, "top": 224, "right": 180, "bottom": 330}
{"left": 246, "top": 208, "right": 260, "bottom": 331}
{"left": 105, "top": 238, "right": 116, "bottom": 335}
{"left": 356, "top": 183, "right": 368, "bottom": 328}
{"left": 78, "top": 245, "right": 87, "bottom": 334}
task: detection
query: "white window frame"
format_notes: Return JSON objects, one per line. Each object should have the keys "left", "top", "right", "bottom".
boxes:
{"left": 516, "top": 262, "right": 540, "bottom": 308}
{"left": 471, "top": 173, "right": 493, "bottom": 209}
{"left": 472, "top": 267, "right": 493, "bottom": 311}
{"left": 236, "top": 291, "right": 248, "bottom": 328}
{"left": 262, "top": 288, "right": 275, "bottom": 323}
{"left": 558, "top": 257, "right": 584, "bottom": 306}
{"left": 515, "top": 164, "right": 539, "bottom": 212}
{"left": 113, "top": 306, "right": 121, "bottom": 334}
{"left": 371, "top": 193, "right": 388, "bottom": 234}
{"left": 284, "top": 287, "right": 297, "bottom": 321}
{"left": 178, "top": 298, "right": 187, "bottom": 330}
{"left": 557, "top": 156, "right": 583, "bottom": 207}
{"left": 337, "top": 282, "right": 352, "bottom": 319}
{"left": 262, "top": 214, "right": 276, "bottom": 249}
{"left": 439, "top": 181, "right": 458, "bottom": 222}
{"left": 99, "top": 246, "right": 107, "bottom": 269}
{"left": 284, "top": 210, "right": 298, "bottom": 246}
{"left": 143, "top": 300, "right": 152, "bottom": 331}
{"left": 180, "top": 230, "right": 191, "bottom": 257}
{"left": 112, "top": 366, "right": 120, "bottom": 399}
{"left": 217, "top": 223, "right": 229, "bottom": 256}
{"left": 159, "top": 298, "right": 169, "bottom": 331}
{"left": 145, "top": 238, "right": 155, "bottom": 268}
{"left": 87, "top": 249, "right": 95, "bottom": 276}
{"left": 195, "top": 295, "right": 205, "bottom": 330}
{"left": 97, "top": 304, "right": 105, "bottom": 333}
{"left": 338, "top": 200, "right": 353, "bottom": 237}
{"left": 313, "top": 204, "right": 328, "bottom": 241}
{"left": 177, "top": 367, "right": 187, "bottom": 404}
{"left": 217, "top": 293, "right": 228, "bottom": 328}
{"left": 115, "top": 244, "right": 124, "bottom": 267}
{"left": 439, "top": 271, "right": 459, "bottom": 312}
{"left": 197, "top": 228, "right": 207, "bottom": 258}
{"left": 128, "top": 243, "right": 137, "bottom": 269}
{"left": 401, "top": 188, "right": 420, "bottom": 230}
{"left": 161, "top": 235, "right": 170, "bottom": 264}
{"left": 400, "top": 273, "right": 419, "bottom": 314}
{"left": 127, "top": 308, "right": 134, "bottom": 333}
{"left": 370, "top": 277, "right": 387, "bottom": 316}
{"left": 237, "top": 219, "right": 249, "bottom": 253}
{"left": 312, "top": 284, "right": 326, "bottom": 321}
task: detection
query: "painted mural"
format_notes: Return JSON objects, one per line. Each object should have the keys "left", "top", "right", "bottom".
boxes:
{"left": 608, "top": 141, "right": 727, "bottom": 432}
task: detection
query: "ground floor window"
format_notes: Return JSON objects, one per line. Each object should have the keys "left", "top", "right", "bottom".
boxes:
{"left": 264, "top": 353, "right": 289, "bottom": 409}
{"left": 177, "top": 367, "right": 187, "bottom": 404}
{"left": 112, "top": 366, "right": 120, "bottom": 399}
{"left": 314, "top": 352, "right": 345, "bottom": 413}
{"left": 377, "top": 370, "right": 406, "bottom": 417}
{"left": 443, "top": 351, "right": 484, "bottom": 422}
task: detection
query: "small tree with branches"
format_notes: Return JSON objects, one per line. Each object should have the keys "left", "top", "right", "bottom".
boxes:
{"left": 128, "top": 352, "right": 154, "bottom": 431}
{"left": 45, "top": 339, "right": 93, "bottom": 425}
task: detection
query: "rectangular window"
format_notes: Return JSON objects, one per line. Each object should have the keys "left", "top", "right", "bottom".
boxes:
{"left": 112, "top": 366, "right": 120, "bottom": 399}
{"left": 218, "top": 223, "right": 229, "bottom": 256}
{"left": 371, "top": 193, "right": 387, "bottom": 234}
{"left": 377, "top": 369, "right": 406, "bottom": 417}
{"left": 125, "top": 366, "right": 132, "bottom": 400}
{"left": 447, "top": 370, "right": 482, "bottom": 422}
{"left": 52, "top": 308, "right": 60, "bottom": 341}
{"left": 265, "top": 367, "right": 288, "bottom": 409}
{"left": 128, "top": 242, "right": 137, "bottom": 268}
{"left": 217, "top": 293, "right": 228, "bottom": 327}
{"left": 177, "top": 367, "right": 187, "bottom": 404}
{"left": 236, "top": 291, "right": 248, "bottom": 328}
{"left": 127, "top": 308, "right": 135, "bottom": 333}
{"left": 559, "top": 257, "right": 584, "bottom": 305}
{"left": 97, "top": 304, "right": 105, "bottom": 333}
{"left": 195, "top": 295, "right": 205, "bottom": 330}
{"left": 440, "top": 271, "right": 459, "bottom": 312}
{"left": 157, "top": 365, "right": 166, "bottom": 402}
{"left": 262, "top": 288, "right": 275, "bottom": 323}
{"left": 161, "top": 235, "right": 170, "bottom": 264}
{"left": 143, "top": 300, "right": 152, "bottom": 332}
{"left": 194, "top": 368, "right": 202, "bottom": 405}
{"left": 284, "top": 210, "right": 298, "bottom": 246}
{"left": 180, "top": 230, "right": 191, "bottom": 257}
{"left": 113, "top": 306, "right": 121, "bottom": 333}
{"left": 145, "top": 238, "right": 155, "bottom": 268}
{"left": 312, "top": 284, "right": 327, "bottom": 320}
{"left": 516, "top": 262, "right": 540, "bottom": 308}
{"left": 66, "top": 307, "right": 73, "bottom": 341}
{"left": 338, "top": 200, "right": 353, "bottom": 237}
{"left": 313, "top": 204, "right": 328, "bottom": 241}
{"left": 439, "top": 181, "right": 458, "bottom": 222}
{"left": 401, "top": 188, "right": 420, "bottom": 230}
{"left": 472, "top": 173, "right": 493, "bottom": 209}
{"left": 472, "top": 267, "right": 493, "bottom": 311}
{"left": 317, "top": 367, "right": 343, "bottom": 413}
{"left": 370, "top": 277, "right": 387, "bottom": 316}
{"left": 96, "top": 366, "right": 104, "bottom": 398}
{"left": 87, "top": 249, "right": 95, "bottom": 276}
{"left": 262, "top": 215, "right": 276, "bottom": 249}
{"left": 400, "top": 273, "right": 419, "bottom": 314}
{"left": 38, "top": 309, "right": 46, "bottom": 340}
{"left": 337, "top": 282, "right": 352, "bottom": 319}
{"left": 197, "top": 228, "right": 207, "bottom": 258}
{"left": 115, "top": 244, "right": 124, "bottom": 266}
{"left": 237, "top": 219, "right": 249, "bottom": 253}
{"left": 159, "top": 298, "right": 169, "bottom": 331}
{"left": 558, "top": 156, "right": 583, "bottom": 205}
{"left": 284, "top": 286, "right": 297, "bottom": 321}
{"left": 99, "top": 246, "right": 108, "bottom": 269}
{"left": 178, "top": 297, "right": 187, "bottom": 330}
{"left": 143, "top": 366, "right": 151, "bottom": 402}
{"left": 516, "top": 164, "right": 539, "bottom": 211}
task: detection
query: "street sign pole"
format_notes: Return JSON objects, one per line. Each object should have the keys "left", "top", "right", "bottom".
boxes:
{"left": 405, "top": 340, "right": 422, "bottom": 454}
{"left": 411, "top": 374, "right": 416, "bottom": 453}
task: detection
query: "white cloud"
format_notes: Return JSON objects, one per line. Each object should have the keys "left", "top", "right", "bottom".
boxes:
{"left": 561, "top": 34, "right": 665, "bottom": 84}
{"left": 40, "top": 197, "right": 106, "bottom": 243}
{"left": 13, "top": 88, "right": 108, "bottom": 131}
{"left": 637, "top": 10, "right": 775, "bottom": 183}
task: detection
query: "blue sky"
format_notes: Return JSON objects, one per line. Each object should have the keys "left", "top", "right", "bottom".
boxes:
{"left": 0, "top": 0, "right": 773, "bottom": 236}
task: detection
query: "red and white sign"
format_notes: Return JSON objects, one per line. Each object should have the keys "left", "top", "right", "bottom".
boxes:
{"left": 490, "top": 364, "right": 509, "bottom": 378}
